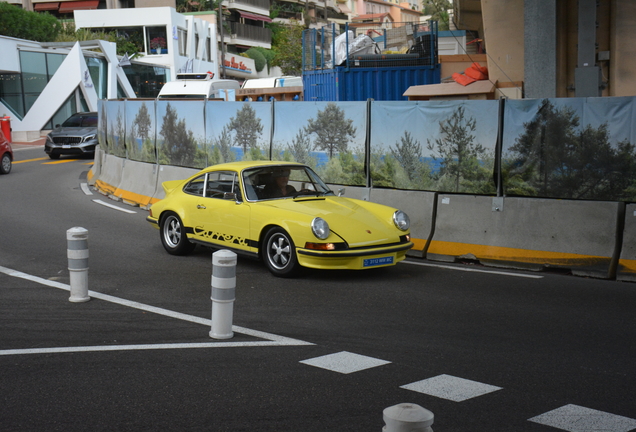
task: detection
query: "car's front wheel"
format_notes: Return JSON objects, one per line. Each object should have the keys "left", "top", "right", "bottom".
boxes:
{"left": 160, "top": 213, "right": 195, "bottom": 255}
{"left": 263, "top": 228, "right": 299, "bottom": 277}
{"left": 0, "top": 153, "right": 11, "bottom": 174}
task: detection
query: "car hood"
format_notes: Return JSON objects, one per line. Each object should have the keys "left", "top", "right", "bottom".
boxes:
{"left": 49, "top": 127, "right": 96, "bottom": 137}
{"left": 261, "top": 196, "right": 401, "bottom": 246}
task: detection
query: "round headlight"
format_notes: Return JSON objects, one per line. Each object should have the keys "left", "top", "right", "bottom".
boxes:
{"left": 311, "top": 217, "right": 330, "bottom": 240}
{"left": 393, "top": 210, "right": 410, "bottom": 231}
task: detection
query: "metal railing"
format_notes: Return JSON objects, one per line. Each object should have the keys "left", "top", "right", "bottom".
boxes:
{"left": 224, "top": 22, "right": 272, "bottom": 43}
{"left": 228, "top": 0, "right": 270, "bottom": 11}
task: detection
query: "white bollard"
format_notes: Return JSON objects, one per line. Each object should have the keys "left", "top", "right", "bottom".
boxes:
{"left": 210, "top": 249, "right": 236, "bottom": 339}
{"left": 67, "top": 227, "right": 90, "bottom": 303}
{"left": 382, "top": 403, "right": 434, "bottom": 432}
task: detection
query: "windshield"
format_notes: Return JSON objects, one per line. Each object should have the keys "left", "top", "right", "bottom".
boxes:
{"left": 62, "top": 114, "right": 98, "bottom": 128}
{"left": 242, "top": 165, "right": 334, "bottom": 201}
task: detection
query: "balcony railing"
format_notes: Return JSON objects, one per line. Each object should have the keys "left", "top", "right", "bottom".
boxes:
{"left": 224, "top": 22, "right": 272, "bottom": 43}
{"left": 228, "top": 0, "right": 270, "bottom": 11}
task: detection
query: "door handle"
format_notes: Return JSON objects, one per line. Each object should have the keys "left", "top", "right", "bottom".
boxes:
{"left": 197, "top": 204, "right": 206, "bottom": 209}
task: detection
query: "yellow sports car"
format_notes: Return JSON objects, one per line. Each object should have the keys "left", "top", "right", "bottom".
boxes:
{"left": 147, "top": 161, "right": 413, "bottom": 277}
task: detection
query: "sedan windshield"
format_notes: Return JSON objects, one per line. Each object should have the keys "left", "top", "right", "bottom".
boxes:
{"left": 62, "top": 114, "right": 98, "bottom": 128}
{"left": 242, "top": 166, "right": 333, "bottom": 201}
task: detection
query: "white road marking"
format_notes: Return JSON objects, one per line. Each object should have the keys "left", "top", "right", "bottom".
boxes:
{"left": 0, "top": 265, "right": 313, "bottom": 356}
{"left": 400, "top": 374, "right": 502, "bottom": 402}
{"left": 80, "top": 182, "right": 93, "bottom": 195}
{"left": 402, "top": 260, "right": 544, "bottom": 278}
{"left": 92, "top": 199, "right": 137, "bottom": 214}
{"left": 300, "top": 351, "right": 391, "bottom": 374}
{"left": 529, "top": 404, "right": 636, "bottom": 432}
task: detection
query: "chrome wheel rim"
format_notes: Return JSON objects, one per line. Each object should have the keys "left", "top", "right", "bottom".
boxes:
{"left": 163, "top": 216, "right": 182, "bottom": 249}
{"left": 267, "top": 233, "right": 291, "bottom": 270}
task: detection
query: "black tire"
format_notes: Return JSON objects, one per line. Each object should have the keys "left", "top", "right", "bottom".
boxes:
{"left": 0, "top": 153, "right": 11, "bottom": 174}
{"left": 160, "top": 213, "right": 195, "bottom": 255}
{"left": 263, "top": 227, "right": 299, "bottom": 277}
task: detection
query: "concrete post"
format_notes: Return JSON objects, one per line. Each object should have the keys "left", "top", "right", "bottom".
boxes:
{"left": 210, "top": 249, "right": 236, "bottom": 339}
{"left": 67, "top": 227, "right": 90, "bottom": 303}
{"left": 382, "top": 403, "right": 434, "bottom": 432}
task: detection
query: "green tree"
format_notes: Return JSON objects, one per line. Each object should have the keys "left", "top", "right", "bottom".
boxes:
{"left": 390, "top": 131, "right": 426, "bottom": 183}
{"left": 159, "top": 103, "right": 197, "bottom": 166}
{"left": 214, "top": 125, "right": 235, "bottom": 163}
{"left": 508, "top": 99, "right": 636, "bottom": 200}
{"left": 271, "top": 20, "right": 304, "bottom": 76}
{"left": 421, "top": 0, "right": 452, "bottom": 30}
{"left": 228, "top": 105, "right": 264, "bottom": 153}
{"left": 245, "top": 47, "right": 267, "bottom": 72}
{"left": 0, "top": 3, "right": 62, "bottom": 42}
{"left": 114, "top": 108, "right": 127, "bottom": 158}
{"left": 133, "top": 103, "right": 152, "bottom": 142}
{"left": 305, "top": 103, "right": 356, "bottom": 159}
{"left": 427, "top": 106, "right": 485, "bottom": 193}
{"left": 287, "top": 128, "right": 312, "bottom": 164}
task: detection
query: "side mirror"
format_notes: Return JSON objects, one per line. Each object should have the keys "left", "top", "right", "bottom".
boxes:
{"left": 338, "top": 188, "right": 345, "bottom": 197}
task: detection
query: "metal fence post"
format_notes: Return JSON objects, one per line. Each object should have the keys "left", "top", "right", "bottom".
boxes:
{"left": 67, "top": 227, "right": 90, "bottom": 303}
{"left": 382, "top": 403, "right": 434, "bottom": 432}
{"left": 210, "top": 249, "right": 236, "bottom": 339}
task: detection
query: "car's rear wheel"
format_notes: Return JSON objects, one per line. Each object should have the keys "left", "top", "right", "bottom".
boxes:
{"left": 263, "top": 228, "right": 299, "bottom": 277}
{"left": 160, "top": 213, "right": 195, "bottom": 255}
{"left": 0, "top": 154, "right": 11, "bottom": 174}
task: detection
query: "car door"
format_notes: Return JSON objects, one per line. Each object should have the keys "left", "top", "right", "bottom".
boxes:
{"left": 190, "top": 171, "right": 252, "bottom": 251}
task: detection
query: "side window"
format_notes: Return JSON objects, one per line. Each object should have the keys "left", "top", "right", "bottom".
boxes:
{"left": 183, "top": 174, "right": 206, "bottom": 196}
{"left": 205, "top": 171, "right": 241, "bottom": 201}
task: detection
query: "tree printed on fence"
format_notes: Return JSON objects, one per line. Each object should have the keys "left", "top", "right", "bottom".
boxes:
{"left": 504, "top": 99, "right": 636, "bottom": 201}
{"left": 228, "top": 104, "right": 263, "bottom": 155}
{"left": 427, "top": 105, "right": 493, "bottom": 193}
{"left": 159, "top": 103, "right": 197, "bottom": 167}
{"left": 305, "top": 103, "right": 356, "bottom": 159}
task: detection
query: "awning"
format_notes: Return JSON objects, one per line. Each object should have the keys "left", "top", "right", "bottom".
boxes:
{"left": 34, "top": 3, "right": 60, "bottom": 11}
{"left": 338, "top": 4, "right": 352, "bottom": 13}
{"left": 238, "top": 11, "right": 272, "bottom": 23}
{"left": 58, "top": 0, "right": 99, "bottom": 13}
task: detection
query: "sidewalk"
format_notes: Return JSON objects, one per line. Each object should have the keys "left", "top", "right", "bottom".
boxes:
{"left": 11, "top": 137, "right": 46, "bottom": 150}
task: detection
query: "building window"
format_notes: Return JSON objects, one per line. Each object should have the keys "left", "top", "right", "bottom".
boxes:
{"left": 146, "top": 26, "right": 168, "bottom": 54}
{"left": 178, "top": 28, "right": 188, "bottom": 56}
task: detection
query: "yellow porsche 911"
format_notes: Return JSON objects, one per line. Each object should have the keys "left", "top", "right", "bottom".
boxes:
{"left": 147, "top": 161, "right": 413, "bottom": 277}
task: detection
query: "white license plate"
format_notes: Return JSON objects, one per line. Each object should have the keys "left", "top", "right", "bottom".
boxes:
{"left": 363, "top": 256, "right": 394, "bottom": 267}
{"left": 62, "top": 145, "right": 71, "bottom": 149}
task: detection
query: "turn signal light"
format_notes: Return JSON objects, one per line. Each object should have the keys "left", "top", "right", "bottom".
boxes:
{"left": 305, "top": 242, "right": 336, "bottom": 250}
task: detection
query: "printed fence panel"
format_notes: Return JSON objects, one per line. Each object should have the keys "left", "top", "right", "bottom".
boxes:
{"left": 502, "top": 97, "right": 636, "bottom": 201}
{"left": 272, "top": 101, "right": 368, "bottom": 185}
{"left": 370, "top": 100, "right": 499, "bottom": 192}
{"left": 205, "top": 101, "right": 273, "bottom": 164}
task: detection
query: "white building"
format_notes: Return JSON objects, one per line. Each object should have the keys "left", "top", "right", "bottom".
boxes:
{"left": 74, "top": 7, "right": 221, "bottom": 81}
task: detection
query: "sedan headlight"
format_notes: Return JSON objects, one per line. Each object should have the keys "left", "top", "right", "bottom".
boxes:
{"left": 83, "top": 134, "right": 96, "bottom": 142}
{"left": 393, "top": 210, "right": 410, "bottom": 231}
{"left": 311, "top": 217, "right": 330, "bottom": 240}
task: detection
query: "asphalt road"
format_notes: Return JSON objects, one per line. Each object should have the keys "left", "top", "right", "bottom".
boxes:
{"left": 1, "top": 146, "right": 636, "bottom": 432}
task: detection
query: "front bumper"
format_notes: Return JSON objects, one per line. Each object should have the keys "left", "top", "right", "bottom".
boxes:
{"left": 45, "top": 140, "right": 97, "bottom": 156}
{"left": 297, "top": 241, "right": 414, "bottom": 270}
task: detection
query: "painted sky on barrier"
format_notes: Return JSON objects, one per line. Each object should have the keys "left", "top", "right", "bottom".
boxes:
{"left": 502, "top": 97, "right": 636, "bottom": 150}
{"left": 371, "top": 100, "right": 500, "bottom": 156}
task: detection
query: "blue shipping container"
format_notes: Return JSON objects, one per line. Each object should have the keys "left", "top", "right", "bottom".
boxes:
{"left": 303, "top": 65, "right": 441, "bottom": 102}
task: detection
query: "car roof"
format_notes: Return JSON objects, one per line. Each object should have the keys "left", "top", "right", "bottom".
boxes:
{"left": 201, "top": 161, "right": 305, "bottom": 173}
